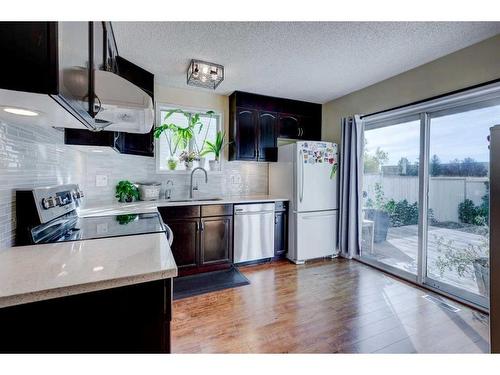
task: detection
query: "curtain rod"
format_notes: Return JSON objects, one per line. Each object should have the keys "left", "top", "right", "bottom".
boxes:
{"left": 360, "top": 77, "right": 500, "bottom": 120}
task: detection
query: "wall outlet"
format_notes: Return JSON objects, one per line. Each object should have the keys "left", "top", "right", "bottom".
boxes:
{"left": 95, "top": 175, "right": 108, "bottom": 187}
{"left": 231, "top": 175, "right": 242, "bottom": 184}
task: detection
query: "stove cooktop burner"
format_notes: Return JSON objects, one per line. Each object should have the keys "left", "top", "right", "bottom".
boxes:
{"left": 30, "top": 212, "right": 166, "bottom": 244}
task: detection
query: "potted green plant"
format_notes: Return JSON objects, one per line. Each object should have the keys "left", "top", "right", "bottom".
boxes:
{"left": 200, "top": 130, "right": 230, "bottom": 171}
{"left": 364, "top": 182, "right": 391, "bottom": 243}
{"left": 434, "top": 229, "right": 489, "bottom": 296}
{"left": 192, "top": 110, "right": 215, "bottom": 167}
{"left": 154, "top": 109, "right": 215, "bottom": 171}
{"left": 179, "top": 150, "right": 196, "bottom": 170}
{"left": 115, "top": 180, "right": 139, "bottom": 203}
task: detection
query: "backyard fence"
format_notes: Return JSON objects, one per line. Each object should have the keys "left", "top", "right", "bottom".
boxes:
{"left": 363, "top": 174, "right": 488, "bottom": 222}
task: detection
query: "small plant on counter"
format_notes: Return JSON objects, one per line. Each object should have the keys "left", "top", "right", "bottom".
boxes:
{"left": 115, "top": 180, "right": 139, "bottom": 203}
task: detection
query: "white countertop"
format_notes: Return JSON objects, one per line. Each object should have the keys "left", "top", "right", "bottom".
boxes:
{"left": 0, "top": 195, "right": 287, "bottom": 309}
{"left": 0, "top": 233, "right": 177, "bottom": 308}
{"left": 80, "top": 194, "right": 289, "bottom": 216}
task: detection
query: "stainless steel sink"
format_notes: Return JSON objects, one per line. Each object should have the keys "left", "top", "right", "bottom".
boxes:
{"left": 164, "top": 197, "right": 223, "bottom": 203}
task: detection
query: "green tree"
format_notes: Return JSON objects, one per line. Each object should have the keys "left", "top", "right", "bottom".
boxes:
{"left": 364, "top": 146, "right": 389, "bottom": 174}
{"left": 430, "top": 154, "right": 441, "bottom": 177}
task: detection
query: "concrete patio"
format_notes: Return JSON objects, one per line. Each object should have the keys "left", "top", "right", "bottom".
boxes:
{"left": 361, "top": 224, "right": 488, "bottom": 297}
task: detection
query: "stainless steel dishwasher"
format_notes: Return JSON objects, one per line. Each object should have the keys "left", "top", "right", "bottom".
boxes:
{"left": 233, "top": 203, "right": 275, "bottom": 263}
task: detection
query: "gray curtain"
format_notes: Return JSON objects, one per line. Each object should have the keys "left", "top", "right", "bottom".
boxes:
{"left": 338, "top": 115, "right": 363, "bottom": 259}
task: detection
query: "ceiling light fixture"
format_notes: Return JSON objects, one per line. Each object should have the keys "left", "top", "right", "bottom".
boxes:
{"left": 187, "top": 59, "right": 224, "bottom": 90}
{"left": 3, "top": 107, "right": 39, "bottom": 117}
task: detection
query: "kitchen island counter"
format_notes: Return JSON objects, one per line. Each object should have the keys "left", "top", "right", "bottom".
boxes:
{"left": 0, "top": 232, "right": 177, "bottom": 309}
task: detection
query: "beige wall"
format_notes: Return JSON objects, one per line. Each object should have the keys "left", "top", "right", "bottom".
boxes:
{"left": 155, "top": 84, "right": 229, "bottom": 131}
{"left": 322, "top": 34, "right": 500, "bottom": 144}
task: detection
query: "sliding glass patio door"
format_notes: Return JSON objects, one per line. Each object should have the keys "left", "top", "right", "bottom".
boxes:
{"left": 423, "top": 103, "right": 500, "bottom": 308}
{"left": 360, "top": 83, "right": 500, "bottom": 310}
{"left": 361, "top": 116, "right": 421, "bottom": 281}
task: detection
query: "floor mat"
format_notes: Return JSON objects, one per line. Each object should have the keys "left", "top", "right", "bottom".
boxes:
{"left": 173, "top": 267, "right": 250, "bottom": 300}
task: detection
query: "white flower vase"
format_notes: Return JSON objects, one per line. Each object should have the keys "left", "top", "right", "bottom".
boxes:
{"left": 197, "top": 157, "right": 206, "bottom": 169}
{"left": 209, "top": 159, "right": 220, "bottom": 171}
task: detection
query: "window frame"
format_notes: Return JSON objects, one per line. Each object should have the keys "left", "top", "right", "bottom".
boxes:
{"left": 358, "top": 81, "right": 500, "bottom": 311}
{"left": 155, "top": 102, "right": 223, "bottom": 174}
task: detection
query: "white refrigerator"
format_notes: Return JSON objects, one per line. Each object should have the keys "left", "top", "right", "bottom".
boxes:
{"left": 269, "top": 141, "right": 338, "bottom": 264}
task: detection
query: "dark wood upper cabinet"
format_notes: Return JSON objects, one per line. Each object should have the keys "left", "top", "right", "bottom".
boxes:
{"left": 232, "top": 108, "right": 257, "bottom": 160}
{"left": 278, "top": 113, "right": 301, "bottom": 139}
{"left": 258, "top": 111, "right": 278, "bottom": 161}
{"left": 0, "top": 22, "right": 155, "bottom": 157}
{"left": 229, "top": 91, "right": 321, "bottom": 162}
{"left": 0, "top": 22, "right": 58, "bottom": 95}
{"left": 300, "top": 114, "right": 321, "bottom": 141}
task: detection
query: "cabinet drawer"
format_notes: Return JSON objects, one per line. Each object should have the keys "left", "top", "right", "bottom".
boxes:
{"left": 158, "top": 205, "right": 200, "bottom": 220}
{"left": 201, "top": 204, "right": 233, "bottom": 217}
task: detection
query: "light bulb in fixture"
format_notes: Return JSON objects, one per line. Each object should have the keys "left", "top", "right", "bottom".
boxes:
{"left": 192, "top": 64, "right": 199, "bottom": 78}
{"left": 210, "top": 68, "right": 218, "bottom": 81}
{"left": 202, "top": 65, "right": 209, "bottom": 74}
{"left": 3, "top": 107, "right": 39, "bottom": 117}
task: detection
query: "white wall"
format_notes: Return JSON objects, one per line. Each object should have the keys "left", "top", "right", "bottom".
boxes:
{"left": 322, "top": 34, "right": 500, "bottom": 143}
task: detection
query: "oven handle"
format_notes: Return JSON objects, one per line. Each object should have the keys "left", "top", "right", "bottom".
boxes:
{"left": 165, "top": 224, "right": 174, "bottom": 247}
{"left": 158, "top": 213, "right": 174, "bottom": 247}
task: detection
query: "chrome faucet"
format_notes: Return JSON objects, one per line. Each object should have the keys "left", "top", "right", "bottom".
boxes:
{"left": 190, "top": 167, "right": 208, "bottom": 199}
{"left": 164, "top": 179, "right": 174, "bottom": 200}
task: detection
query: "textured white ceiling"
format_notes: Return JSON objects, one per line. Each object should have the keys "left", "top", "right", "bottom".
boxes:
{"left": 112, "top": 22, "right": 500, "bottom": 104}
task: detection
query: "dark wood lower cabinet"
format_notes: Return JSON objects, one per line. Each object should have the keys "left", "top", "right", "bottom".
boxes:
{"left": 0, "top": 279, "right": 172, "bottom": 353}
{"left": 166, "top": 218, "right": 199, "bottom": 271}
{"left": 159, "top": 205, "right": 233, "bottom": 276}
{"left": 274, "top": 201, "right": 288, "bottom": 258}
{"left": 200, "top": 216, "right": 232, "bottom": 265}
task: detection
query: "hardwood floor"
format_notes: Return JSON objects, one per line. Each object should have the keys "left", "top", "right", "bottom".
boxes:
{"left": 171, "top": 258, "right": 489, "bottom": 353}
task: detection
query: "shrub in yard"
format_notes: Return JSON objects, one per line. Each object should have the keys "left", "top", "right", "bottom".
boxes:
{"left": 458, "top": 198, "right": 488, "bottom": 226}
{"left": 386, "top": 199, "right": 419, "bottom": 227}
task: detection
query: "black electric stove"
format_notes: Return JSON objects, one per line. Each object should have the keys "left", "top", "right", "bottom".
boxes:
{"left": 16, "top": 184, "right": 166, "bottom": 245}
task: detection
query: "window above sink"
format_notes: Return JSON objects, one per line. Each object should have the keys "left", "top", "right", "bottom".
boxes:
{"left": 155, "top": 104, "right": 222, "bottom": 173}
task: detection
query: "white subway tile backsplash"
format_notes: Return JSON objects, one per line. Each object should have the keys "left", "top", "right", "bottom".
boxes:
{"left": 0, "top": 121, "right": 85, "bottom": 250}
{"left": 0, "top": 120, "right": 269, "bottom": 249}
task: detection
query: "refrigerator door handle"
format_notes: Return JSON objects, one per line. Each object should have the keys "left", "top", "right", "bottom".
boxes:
{"left": 299, "top": 149, "right": 304, "bottom": 203}
{"left": 302, "top": 212, "right": 337, "bottom": 220}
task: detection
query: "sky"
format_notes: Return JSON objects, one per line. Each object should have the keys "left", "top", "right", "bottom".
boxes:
{"left": 364, "top": 103, "right": 500, "bottom": 165}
